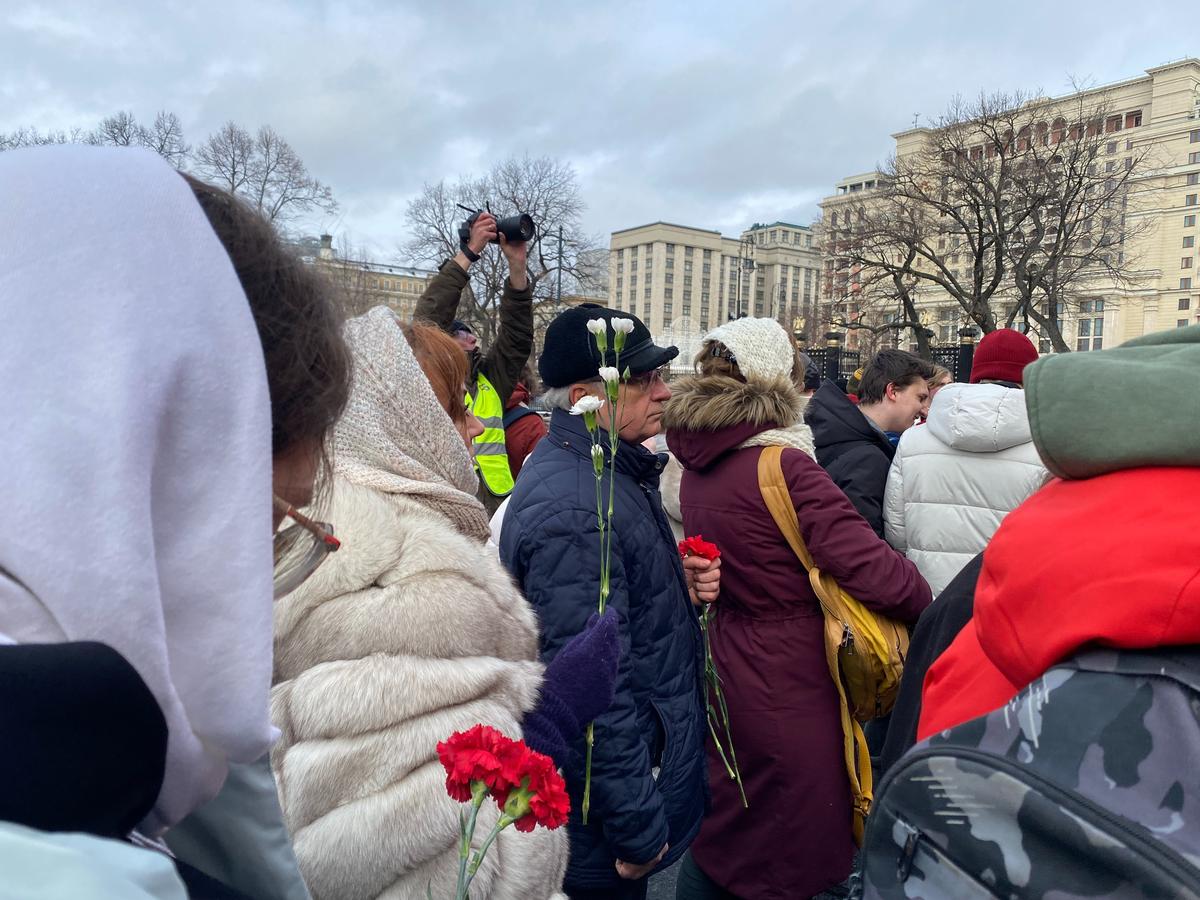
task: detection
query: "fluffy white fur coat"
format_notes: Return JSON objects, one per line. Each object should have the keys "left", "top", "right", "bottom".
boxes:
{"left": 271, "top": 478, "right": 568, "bottom": 899}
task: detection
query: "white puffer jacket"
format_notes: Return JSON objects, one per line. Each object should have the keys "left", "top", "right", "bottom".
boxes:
{"left": 883, "top": 383, "right": 1049, "bottom": 596}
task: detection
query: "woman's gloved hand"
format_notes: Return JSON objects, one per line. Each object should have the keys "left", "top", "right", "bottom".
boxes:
{"left": 522, "top": 609, "right": 620, "bottom": 767}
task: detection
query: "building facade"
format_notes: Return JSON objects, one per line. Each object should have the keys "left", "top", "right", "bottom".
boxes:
{"left": 297, "top": 234, "right": 436, "bottom": 320}
{"left": 609, "top": 221, "right": 821, "bottom": 367}
{"left": 820, "top": 59, "right": 1200, "bottom": 353}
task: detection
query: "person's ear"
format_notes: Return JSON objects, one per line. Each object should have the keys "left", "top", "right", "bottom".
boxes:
{"left": 569, "top": 384, "right": 590, "bottom": 405}
{"left": 884, "top": 382, "right": 898, "bottom": 402}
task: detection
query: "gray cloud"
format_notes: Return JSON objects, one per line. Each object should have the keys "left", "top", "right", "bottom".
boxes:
{"left": 2, "top": 0, "right": 1191, "bottom": 259}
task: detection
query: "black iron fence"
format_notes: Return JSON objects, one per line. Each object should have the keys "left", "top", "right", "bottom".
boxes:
{"left": 804, "top": 335, "right": 975, "bottom": 391}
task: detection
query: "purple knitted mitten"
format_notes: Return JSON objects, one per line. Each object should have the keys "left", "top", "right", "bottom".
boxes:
{"left": 523, "top": 609, "right": 620, "bottom": 767}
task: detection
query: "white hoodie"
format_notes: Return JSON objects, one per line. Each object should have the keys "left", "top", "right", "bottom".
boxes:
{"left": 883, "top": 382, "right": 1049, "bottom": 596}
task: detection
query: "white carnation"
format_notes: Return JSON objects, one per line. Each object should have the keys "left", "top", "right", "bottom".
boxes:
{"left": 611, "top": 317, "right": 635, "bottom": 334}
{"left": 569, "top": 395, "right": 605, "bottom": 415}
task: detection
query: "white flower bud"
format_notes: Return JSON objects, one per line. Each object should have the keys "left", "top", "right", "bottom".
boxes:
{"left": 598, "top": 366, "right": 620, "bottom": 383}
{"left": 586, "top": 319, "right": 607, "bottom": 335}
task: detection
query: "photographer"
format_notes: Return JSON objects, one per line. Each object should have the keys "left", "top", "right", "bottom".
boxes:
{"left": 414, "top": 211, "right": 533, "bottom": 513}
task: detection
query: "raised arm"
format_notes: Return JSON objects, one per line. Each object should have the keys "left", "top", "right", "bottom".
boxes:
{"left": 412, "top": 212, "right": 497, "bottom": 329}
{"left": 480, "top": 234, "right": 534, "bottom": 403}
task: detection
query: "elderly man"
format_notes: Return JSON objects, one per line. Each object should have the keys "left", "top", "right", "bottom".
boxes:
{"left": 499, "top": 305, "right": 718, "bottom": 900}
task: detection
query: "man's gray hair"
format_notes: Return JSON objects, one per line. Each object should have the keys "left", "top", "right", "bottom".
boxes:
{"left": 540, "top": 385, "right": 577, "bottom": 411}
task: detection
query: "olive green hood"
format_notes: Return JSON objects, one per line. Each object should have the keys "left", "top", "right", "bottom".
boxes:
{"left": 1024, "top": 324, "right": 1200, "bottom": 479}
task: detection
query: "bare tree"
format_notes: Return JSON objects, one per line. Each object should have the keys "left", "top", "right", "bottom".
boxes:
{"left": 404, "top": 155, "right": 602, "bottom": 350}
{"left": 141, "top": 112, "right": 190, "bottom": 167}
{"left": 322, "top": 237, "right": 386, "bottom": 319}
{"left": 90, "top": 111, "right": 143, "bottom": 147}
{"left": 85, "top": 110, "right": 191, "bottom": 167}
{"left": 0, "top": 125, "right": 89, "bottom": 151}
{"left": 194, "top": 122, "right": 337, "bottom": 225}
{"left": 831, "top": 86, "right": 1154, "bottom": 352}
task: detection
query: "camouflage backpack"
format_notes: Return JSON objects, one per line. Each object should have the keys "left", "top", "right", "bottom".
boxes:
{"left": 858, "top": 647, "right": 1200, "bottom": 899}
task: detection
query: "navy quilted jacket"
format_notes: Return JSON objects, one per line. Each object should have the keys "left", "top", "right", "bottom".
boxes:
{"left": 500, "top": 409, "right": 707, "bottom": 889}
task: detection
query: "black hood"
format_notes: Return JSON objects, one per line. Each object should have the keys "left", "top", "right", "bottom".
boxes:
{"left": 804, "top": 380, "right": 894, "bottom": 465}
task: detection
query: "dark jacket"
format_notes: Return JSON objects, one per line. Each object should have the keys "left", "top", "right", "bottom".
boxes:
{"left": 499, "top": 409, "right": 707, "bottom": 890}
{"left": 664, "top": 375, "right": 931, "bottom": 900}
{"left": 412, "top": 258, "right": 534, "bottom": 405}
{"left": 805, "top": 379, "right": 895, "bottom": 536}
{"left": 878, "top": 552, "right": 982, "bottom": 776}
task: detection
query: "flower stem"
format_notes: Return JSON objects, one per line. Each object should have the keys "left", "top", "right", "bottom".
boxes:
{"left": 461, "top": 814, "right": 515, "bottom": 898}
{"left": 700, "top": 605, "right": 748, "bottom": 808}
{"left": 454, "top": 787, "right": 486, "bottom": 900}
{"left": 582, "top": 720, "right": 595, "bottom": 824}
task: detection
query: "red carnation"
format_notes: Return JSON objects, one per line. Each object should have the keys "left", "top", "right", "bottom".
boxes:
{"left": 490, "top": 733, "right": 535, "bottom": 806}
{"left": 678, "top": 535, "right": 721, "bottom": 562}
{"left": 436, "top": 724, "right": 514, "bottom": 802}
{"left": 502, "top": 749, "right": 571, "bottom": 833}
{"left": 521, "top": 751, "right": 571, "bottom": 832}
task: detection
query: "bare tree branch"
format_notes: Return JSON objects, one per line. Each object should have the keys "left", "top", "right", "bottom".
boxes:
{"left": 194, "top": 122, "right": 337, "bottom": 225}
{"left": 403, "top": 155, "right": 602, "bottom": 351}
{"left": 828, "top": 84, "right": 1157, "bottom": 352}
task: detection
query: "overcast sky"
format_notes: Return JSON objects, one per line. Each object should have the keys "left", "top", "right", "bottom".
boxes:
{"left": 3, "top": 1, "right": 1193, "bottom": 261}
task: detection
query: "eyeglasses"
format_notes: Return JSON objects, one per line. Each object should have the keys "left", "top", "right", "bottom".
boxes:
{"left": 627, "top": 366, "right": 669, "bottom": 389}
{"left": 273, "top": 496, "right": 340, "bottom": 599}
{"left": 584, "top": 365, "right": 669, "bottom": 389}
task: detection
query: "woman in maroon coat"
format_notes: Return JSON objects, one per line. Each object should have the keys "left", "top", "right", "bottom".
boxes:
{"left": 663, "top": 318, "right": 931, "bottom": 900}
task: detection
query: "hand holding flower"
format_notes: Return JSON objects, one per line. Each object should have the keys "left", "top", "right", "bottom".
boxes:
{"left": 682, "top": 554, "right": 721, "bottom": 607}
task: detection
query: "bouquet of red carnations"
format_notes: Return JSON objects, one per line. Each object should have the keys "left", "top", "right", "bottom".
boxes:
{"left": 435, "top": 724, "right": 570, "bottom": 899}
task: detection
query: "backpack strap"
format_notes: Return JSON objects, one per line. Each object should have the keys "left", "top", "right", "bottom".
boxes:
{"left": 502, "top": 406, "right": 539, "bottom": 429}
{"left": 757, "top": 445, "right": 873, "bottom": 846}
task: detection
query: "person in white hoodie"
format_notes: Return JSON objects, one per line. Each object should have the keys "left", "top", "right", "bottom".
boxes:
{"left": 883, "top": 329, "right": 1049, "bottom": 596}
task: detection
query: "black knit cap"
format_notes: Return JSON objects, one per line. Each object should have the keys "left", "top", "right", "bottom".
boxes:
{"left": 538, "top": 304, "right": 679, "bottom": 388}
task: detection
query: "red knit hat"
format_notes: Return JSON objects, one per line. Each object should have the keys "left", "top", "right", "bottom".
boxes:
{"left": 970, "top": 328, "right": 1039, "bottom": 385}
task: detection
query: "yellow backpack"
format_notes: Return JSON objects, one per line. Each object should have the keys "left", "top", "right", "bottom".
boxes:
{"left": 756, "top": 445, "right": 910, "bottom": 846}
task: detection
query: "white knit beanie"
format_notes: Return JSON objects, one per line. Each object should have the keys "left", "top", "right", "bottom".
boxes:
{"left": 703, "top": 317, "right": 794, "bottom": 383}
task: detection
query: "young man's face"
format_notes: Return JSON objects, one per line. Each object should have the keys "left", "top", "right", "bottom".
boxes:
{"left": 887, "top": 380, "right": 931, "bottom": 432}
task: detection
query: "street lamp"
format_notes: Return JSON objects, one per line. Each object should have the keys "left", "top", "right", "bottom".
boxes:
{"left": 734, "top": 234, "right": 755, "bottom": 319}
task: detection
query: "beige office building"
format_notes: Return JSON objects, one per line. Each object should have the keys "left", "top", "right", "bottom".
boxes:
{"left": 609, "top": 221, "right": 821, "bottom": 366}
{"left": 821, "top": 58, "right": 1200, "bottom": 352}
{"left": 298, "top": 234, "right": 436, "bottom": 319}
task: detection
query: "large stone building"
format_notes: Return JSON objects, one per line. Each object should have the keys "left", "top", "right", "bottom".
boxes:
{"left": 820, "top": 58, "right": 1200, "bottom": 353}
{"left": 609, "top": 221, "right": 821, "bottom": 368}
{"left": 296, "top": 234, "right": 436, "bottom": 319}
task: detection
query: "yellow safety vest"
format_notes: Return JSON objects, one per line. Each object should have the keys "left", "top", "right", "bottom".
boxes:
{"left": 465, "top": 373, "right": 515, "bottom": 497}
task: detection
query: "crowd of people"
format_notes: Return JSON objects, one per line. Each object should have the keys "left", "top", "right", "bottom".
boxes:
{"left": 2, "top": 143, "right": 1197, "bottom": 900}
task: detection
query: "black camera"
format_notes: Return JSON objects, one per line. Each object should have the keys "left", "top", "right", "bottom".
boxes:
{"left": 457, "top": 205, "right": 536, "bottom": 250}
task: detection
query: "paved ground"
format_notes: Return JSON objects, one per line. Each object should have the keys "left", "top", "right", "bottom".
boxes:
{"left": 646, "top": 859, "right": 680, "bottom": 899}
{"left": 645, "top": 857, "right": 853, "bottom": 899}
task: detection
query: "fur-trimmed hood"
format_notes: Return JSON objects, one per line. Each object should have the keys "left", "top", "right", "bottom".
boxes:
{"left": 662, "top": 375, "right": 802, "bottom": 433}
{"left": 664, "top": 375, "right": 813, "bottom": 472}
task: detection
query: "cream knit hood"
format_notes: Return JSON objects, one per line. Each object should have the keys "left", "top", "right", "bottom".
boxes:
{"left": 335, "top": 307, "right": 491, "bottom": 541}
